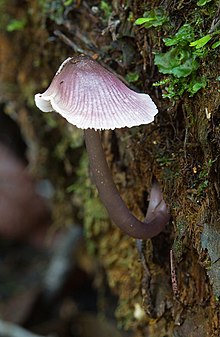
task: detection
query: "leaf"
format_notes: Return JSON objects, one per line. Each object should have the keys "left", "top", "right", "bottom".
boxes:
{"left": 190, "top": 34, "right": 212, "bottom": 48}
{"left": 197, "top": 0, "right": 212, "bottom": 6}
{"left": 163, "top": 24, "right": 195, "bottom": 46}
{"left": 64, "top": 0, "right": 73, "bottom": 5}
{"left": 187, "top": 77, "right": 206, "bottom": 96}
{"left": 7, "top": 18, "right": 26, "bottom": 32}
{"left": 100, "top": 0, "right": 112, "bottom": 18}
{"left": 212, "top": 41, "right": 220, "bottom": 49}
{"left": 154, "top": 47, "right": 199, "bottom": 78}
{"left": 135, "top": 8, "right": 167, "bottom": 28}
{"left": 125, "top": 72, "right": 139, "bottom": 83}
{"left": 135, "top": 17, "right": 155, "bottom": 25}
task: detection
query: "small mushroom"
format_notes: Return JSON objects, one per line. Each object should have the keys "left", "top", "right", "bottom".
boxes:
{"left": 35, "top": 55, "right": 170, "bottom": 239}
{"left": 0, "top": 143, "right": 52, "bottom": 243}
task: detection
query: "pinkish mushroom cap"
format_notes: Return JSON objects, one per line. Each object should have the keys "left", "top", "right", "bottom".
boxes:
{"left": 35, "top": 55, "right": 158, "bottom": 130}
{"left": 34, "top": 55, "right": 169, "bottom": 239}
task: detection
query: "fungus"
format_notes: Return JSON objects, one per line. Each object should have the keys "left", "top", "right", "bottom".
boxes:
{"left": 0, "top": 143, "right": 51, "bottom": 243}
{"left": 35, "top": 55, "right": 170, "bottom": 239}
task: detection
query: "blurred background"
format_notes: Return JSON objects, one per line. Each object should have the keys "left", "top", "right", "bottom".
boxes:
{"left": 0, "top": 1, "right": 134, "bottom": 336}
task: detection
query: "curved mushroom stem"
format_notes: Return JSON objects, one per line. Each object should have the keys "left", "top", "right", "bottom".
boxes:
{"left": 84, "top": 129, "right": 170, "bottom": 239}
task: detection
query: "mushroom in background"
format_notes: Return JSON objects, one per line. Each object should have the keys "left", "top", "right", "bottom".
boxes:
{"left": 35, "top": 55, "right": 170, "bottom": 240}
{"left": 0, "top": 107, "right": 52, "bottom": 245}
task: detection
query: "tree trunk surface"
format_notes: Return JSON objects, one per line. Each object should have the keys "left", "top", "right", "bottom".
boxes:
{"left": 1, "top": 0, "right": 220, "bottom": 336}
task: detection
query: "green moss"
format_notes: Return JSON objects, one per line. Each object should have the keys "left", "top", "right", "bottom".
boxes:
{"left": 100, "top": 0, "right": 112, "bottom": 22}
{"left": 0, "top": 0, "right": 27, "bottom": 33}
{"left": 194, "top": 159, "right": 215, "bottom": 197}
{"left": 6, "top": 18, "right": 26, "bottom": 31}
{"left": 135, "top": 2, "right": 219, "bottom": 100}
{"left": 125, "top": 71, "right": 139, "bottom": 83}
{"left": 173, "top": 219, "right": 188, "bottom": 261}
{"left": 67, "top": 151, "right": 109, "bottom": 252}
{"left": 115, "top": 300, "right": 136, "bottom": 330}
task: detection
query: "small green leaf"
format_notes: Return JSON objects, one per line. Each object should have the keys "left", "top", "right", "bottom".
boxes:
{"left": 135, "top": 17, "right": 155, "bottom": 25}
{"left": 163, "top": 24, "right": 195, "bottom": 46}
{"left": 154, "top": 47, "right": 199, "bottom": 78}
{"left": 190, "top": 34, "right": 212, "bottom": 48}
{"left": 212, "top": 41, "right": 220, "bottom": 49}
{"left": 197, "top": 0, "right": 212, "bottom": 6}
{"left": 187, "top": 77, "right": 206, "bottom": 96}
{"left": 7, "top": 18, "right": 26, "bottom": 32}
{"left": 100, "top": 0, "right": 112, "bottom": 18}
{"left": 153, "top": 78, "right": 170, "bottom": 87}
{"left": 125, "top": 72, "right": 139, "bottom": 83}
{"left": 134, "top": 8, "right": 167, "bottom": 28}
{"left": 64, "top": 0, "right": 73, "bottom": 5}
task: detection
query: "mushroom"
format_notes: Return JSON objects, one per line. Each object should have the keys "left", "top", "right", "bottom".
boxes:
{"left": 35, "top": 55, "right": 170, "bottom": 239}
{"left": 0, "top": 143, "right": 52, "bottom": 244}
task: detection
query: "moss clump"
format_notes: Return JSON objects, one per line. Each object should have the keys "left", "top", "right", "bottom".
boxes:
{"left": 135, "top": 2, "right": 219, "bottom": 99}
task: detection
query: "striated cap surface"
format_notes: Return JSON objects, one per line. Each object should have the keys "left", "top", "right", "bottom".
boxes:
{"left": 35, "top": 55, "right": 158, "bottom": 130}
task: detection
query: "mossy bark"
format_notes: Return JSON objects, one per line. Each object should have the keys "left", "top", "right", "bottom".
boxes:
{"left": 1, "top": 0, "right": 220, "bottom": 336}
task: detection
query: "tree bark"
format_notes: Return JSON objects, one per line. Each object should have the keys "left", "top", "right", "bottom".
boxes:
{"left": 1, "top": 0, "right": 220, "bottom": 336}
